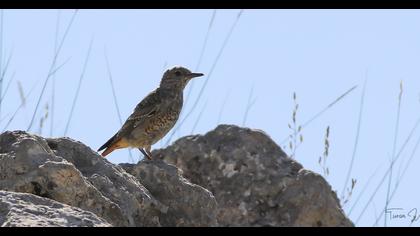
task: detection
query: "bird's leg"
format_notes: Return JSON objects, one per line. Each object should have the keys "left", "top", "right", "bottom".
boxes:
{"left": 145, "top": 146, "right": 153, "bottom": 160}
{"left": 139, "top": 148, "right": 152, "bottom": 160}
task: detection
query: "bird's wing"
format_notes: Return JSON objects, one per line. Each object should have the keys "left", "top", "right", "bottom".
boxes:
{"left": 118, "top": 89, "right": 162, "bottom": 135}
{"left": 98, "top": 89, "right": 163, "bottom": 153}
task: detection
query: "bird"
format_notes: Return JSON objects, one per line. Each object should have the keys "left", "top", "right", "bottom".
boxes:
{"left": 97, "top": 66, "right": 204, "bottom": 159}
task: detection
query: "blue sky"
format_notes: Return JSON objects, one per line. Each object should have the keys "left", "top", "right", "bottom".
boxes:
{"left": 1, "top": 9, "right": 420, "bottom": 226}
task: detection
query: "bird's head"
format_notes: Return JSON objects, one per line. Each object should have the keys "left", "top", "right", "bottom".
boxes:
{"left": 160, "top": 66, "right": 204, "bottom": 90}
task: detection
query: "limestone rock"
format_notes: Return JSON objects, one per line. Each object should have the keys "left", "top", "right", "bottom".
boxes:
{"left": 153, "top": 124, "right": 354, "bottom": 227}
{"left": 0, "top": 130, "right": 218, "bottom": 227}
{"left": 120, "top": 159, "right": 218, "bottom": 226}
{"left": 0, "top": 190, "right": 111, "bottom": 227}
{"left": 0, "top": 125, "right": 354, "bottom": 227}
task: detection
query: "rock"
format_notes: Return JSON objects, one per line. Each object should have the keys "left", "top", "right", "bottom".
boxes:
{"left": 0, "top": 125, "right": 354, "bottom": 227}
{"left": 46, "top": 137, "right": 163, "bottom": 226}
{"left": 0, "top": 130, "right": 218, "bottom": 227}
{"left": 153, "top": 124, "right": 354, "bottom": 227}
{"left": 120, "top": 160, "right": 218, "bottom": 226}
{"left": 0, "top": 190, "right": 111, "bottom": 227}
{"left": 0, "top": 131, "right": 128, "bottom": 226}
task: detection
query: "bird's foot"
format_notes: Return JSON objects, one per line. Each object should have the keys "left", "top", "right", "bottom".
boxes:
{"left": 139, "top": 148, "right": 152, "bottom": 160}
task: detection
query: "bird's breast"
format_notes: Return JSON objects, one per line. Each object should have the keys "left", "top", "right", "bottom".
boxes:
{"left": 143, "top": 107, "right": 181, "bottom": 141}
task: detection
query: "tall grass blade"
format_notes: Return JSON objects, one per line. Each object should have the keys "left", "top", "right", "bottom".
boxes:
{"left": 373, "top": 119, "right": 420, "bottom": 226}
{"left": 355, "top": 116, "right": 420, "bottom": 224}
{"left": 161, "top": 61, "right": 168, "bottom": 73}
{"left": 242, "top": 85, "right": 256, "bottom": 126}
{"left": 64, "top": 37, "right": 94, "bottom": 136}
{"left": 184, "top": 9, "right": 217, "bottom": 109}
{"left": 384, "top": 80, "right": 403, "bottom": 226}
{"left": 165, "top": 9, "right": 243, "bottom": 146}
{"left": 27, "top": 10, "right": 77, "bottom": 131}
{"left": 2, "top": 57, "right": 70, "bottom": 132}
{"left": 217, "top": 89, "right": 231, "bottom": 124}
{"left": 190, "top": 100, "right": 208, "bottom": 134}
{"left": 104, "top": 47, "right": 134, "bottom": 162}
{"left": 280, "top": 85, "right": 358, "bottom": 145}
{"left": 348, "top": 163, "right": 382, "bottom": 216}
{"left": 0, "top": 48, "right": 14, "bottom": 119}
{"left": 104, "top": 48, "right": 123, "bottom": 125}
{"left": 50, "top": 10, "right": 61, "bottom": 137}
{"left": 0, "top": 47, "right": 13, "bottom": 87}
{"left": 341, "top": 75, "right": 367, "bottom": 200}
{"left": 0, "top": 10, "right": 4, "bottom": 119}
{"left": 17, "top": 80, "right": 25, "bottom": 107}
{"left": 2, "top": 82, "right": 38, "bottom": 131}
{"left": 0, "top": 71, "right": 15, "bottom": 102}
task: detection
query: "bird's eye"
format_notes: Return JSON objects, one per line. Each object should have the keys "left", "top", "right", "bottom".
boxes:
{"left": 175, "top": 71, "right": 181, "bottom": 76}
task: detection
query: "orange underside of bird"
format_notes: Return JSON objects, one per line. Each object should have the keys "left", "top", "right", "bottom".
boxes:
{"left": 100, "top": 138, "right": 129, "bottom": 157}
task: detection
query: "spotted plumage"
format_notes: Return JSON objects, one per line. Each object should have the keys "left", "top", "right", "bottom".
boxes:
{"left": 97, "top": 66, "right": 204, "bottom": 159}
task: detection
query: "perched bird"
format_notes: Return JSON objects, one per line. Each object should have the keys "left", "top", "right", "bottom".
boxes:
{"left": 97, "top": 66, "right": 203, "bottom": 159}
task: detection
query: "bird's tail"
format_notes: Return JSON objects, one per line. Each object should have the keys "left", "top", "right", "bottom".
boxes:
{"left": 100, "top": 145, "right": 117, "bottom": 157}
{"left": 97, "top": 134, "right": 128, "bottom": 157}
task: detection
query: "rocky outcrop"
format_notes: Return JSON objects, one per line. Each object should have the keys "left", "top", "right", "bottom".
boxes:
{"left": 0, "top": 190, "right": 111, "bottom": 227}
{"left": 153, "top": 125, "right": 353, "bottom": 227}
{"left": 0, "top": 125, "right": 353, "bottom": 227}
{"left": 0, "top": 130, "right": 217, "bottom": 226}
{"left": 120, "top": 160, "right": 217, "bottom": 226}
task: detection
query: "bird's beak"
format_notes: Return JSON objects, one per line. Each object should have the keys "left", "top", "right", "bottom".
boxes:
{"left": 186, "top": 72, "right": 204, "bottom": 79}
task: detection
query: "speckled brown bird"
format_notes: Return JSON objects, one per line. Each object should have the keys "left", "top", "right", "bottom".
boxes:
{"left": 97, "top": 66, "right": 203, "bottom": 159}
